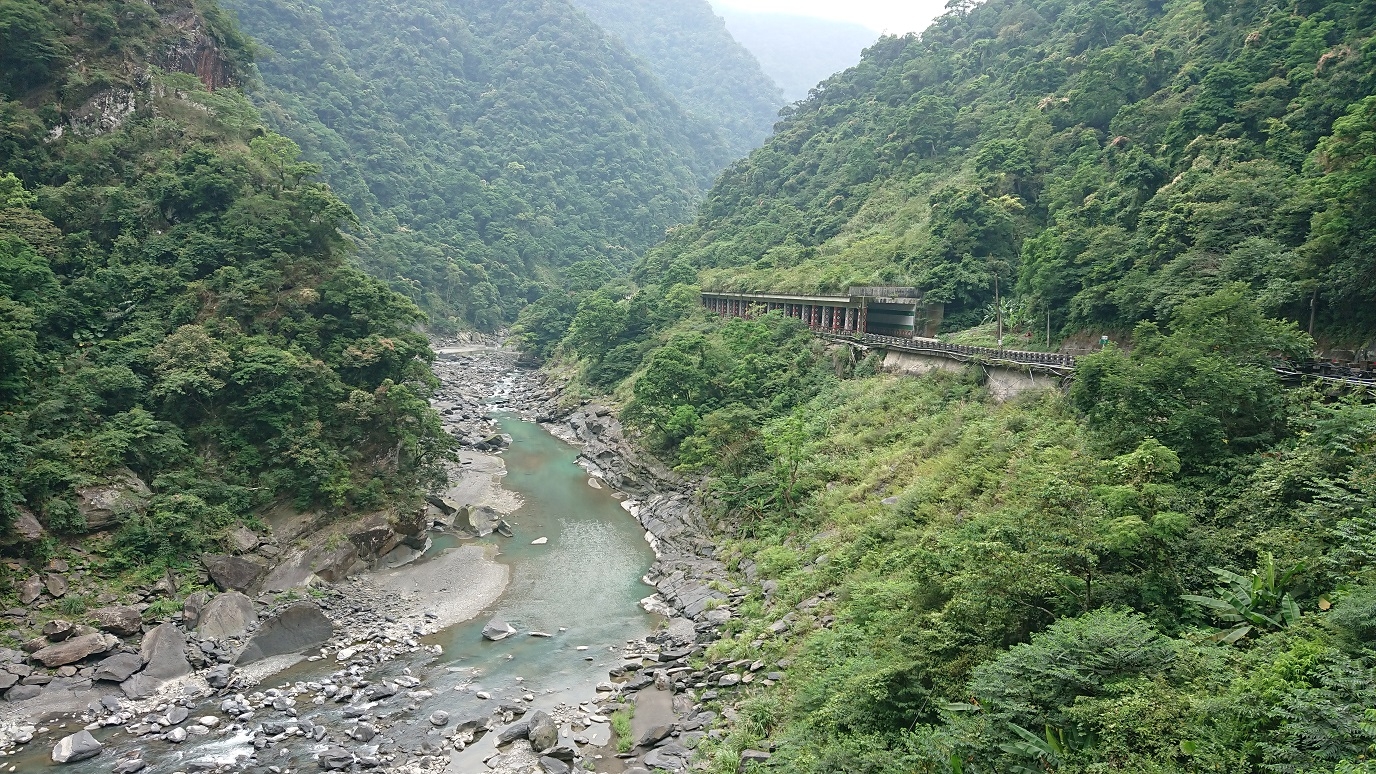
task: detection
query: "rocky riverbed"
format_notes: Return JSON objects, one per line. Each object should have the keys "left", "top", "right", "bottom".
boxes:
{"left": 0, "top": 335, "right": 771, "bottom": 774}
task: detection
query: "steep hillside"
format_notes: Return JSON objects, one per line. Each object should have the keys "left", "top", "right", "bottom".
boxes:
{"left": 536, "top": 1, "right": 1376, "bottom": 771}
{"left": 642, "top": 0, "right": 1376, "bottom": 338}
{"left": 569, "top": 0, "right": 784, "bottom": 157}
{"left": 715, "top": 8, "right": 878, "bottom": 101}
{"left": 226, "top": 0, "right": 735, "bottom": 330}
{"left": 0, "top": 0, "right": 447, "bottom": 569}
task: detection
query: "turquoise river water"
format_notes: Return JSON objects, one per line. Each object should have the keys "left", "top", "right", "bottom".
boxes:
{"left": 20, "top": 415, "right": 658, "bottom": 772}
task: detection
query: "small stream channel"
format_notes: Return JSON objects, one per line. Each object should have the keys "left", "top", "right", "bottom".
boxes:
{"left": 21, "top": 415, "right": 658, "bottom": 772}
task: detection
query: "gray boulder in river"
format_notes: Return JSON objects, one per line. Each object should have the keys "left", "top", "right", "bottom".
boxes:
{"left": 51, "top": 729, "right": 102, "bottom": 763}
{"left": 236, "top": 602, "right": 333, "bottom": 665}
{"left": 481, "top": 619, "right": 516, "bottom": 641}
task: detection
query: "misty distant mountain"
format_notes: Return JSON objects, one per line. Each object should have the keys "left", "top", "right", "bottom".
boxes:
{"left": 569, "top": 0, "right": 785, "bottom": 158}
{"left": 713, "top": 7, "right": 878, "bottom": 102}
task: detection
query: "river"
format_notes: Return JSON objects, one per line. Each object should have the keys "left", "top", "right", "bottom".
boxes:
{"left": 15, "top": 413, "right": 658, "bottom": 772}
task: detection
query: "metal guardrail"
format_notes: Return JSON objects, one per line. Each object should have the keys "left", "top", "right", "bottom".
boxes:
{"left": 827, "top": 332, "right": 1376, "bottom": 389}
{"left": 1274, "top": 368, "right": 1376, "bottom": 389}
{"left": 821, "top": 332, "right": 1077, "bottom": 375}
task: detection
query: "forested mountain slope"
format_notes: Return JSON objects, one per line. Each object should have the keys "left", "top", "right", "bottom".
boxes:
{"left": 568, "top": 0, "right": 784, "bottom": 157}
{"left": 642, "top": 0, "right": 1376, "bottom": 338}
{"left": 0, "top": 0, "right": 447, "bottom": 567}
{"left": 533, "top": 1, "right": 1376, "bottom": 772}
{"left": 714, "top": 7, "right": 878, "bottom": 102}
{"left": 226, "top": 0, "right": 735, "bottom": 331}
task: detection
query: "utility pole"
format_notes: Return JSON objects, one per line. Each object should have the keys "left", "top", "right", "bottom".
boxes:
{"left": 1309, "top": 289, "right": 1317, "bottom": 337}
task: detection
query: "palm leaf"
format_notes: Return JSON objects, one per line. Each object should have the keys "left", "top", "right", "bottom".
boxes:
{"left": 1182, "top": 594, "right": 1239, "bottom": 613}
{"left": 1280, "top": 593, "right": 1301, "bottom": 626}
{"left": 1213, "top": 624, "right": 1253, "bottom": 644}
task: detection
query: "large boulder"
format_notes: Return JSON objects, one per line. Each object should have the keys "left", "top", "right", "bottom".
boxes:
{"left": 19, "top": 575, "right": 43, "bottom": 605}
{"left": 482, "top": 619, "right": 516, "bottom": 641}
{"left": 74, "top": 468, "right": 151, "bottom": 532}
{"left": 89, "top": 606, "right": 143, "bottom": 637}
{"left": 225, "top": 525, "right": 259, "bottom": 554}
{"left": 200, "top": 554, "right": 265, "bottom": 592}
{"left": 196, "top": 592, "right": 256, "bottom": 640}
{"left": 258, "top": 550, "right": 312, "bottom": 593}
{"left": 51, "top": 729, "right": 102, "bottom": 763}
{"left": 140, "top": 623, "right": 192, "bottom": 680}
{"left": 42, "top": 619, "right": 75, "bottom": 641}
{"left": 181, "top": 591, "right": 208, "bottom": 629}
{"left": 467, "top": 506, "right": 501, "bottom": 537}
{"left": 527, "top": 709, "right": 558, "bottom": 751}
{"left": 317, "top": 746, "right": 354, "bottom": 770}
{"left": 259, "top": 540, "right": 360, "bottom": 592}
{"left": 31, "top": 633, "right": 118, "bottom": 667}
{"left": 347, "top": 513, "right": 400, "bottom": 557}
{"left": 643, "top": 743, "right": 692, "bottom": 772}
{"left": 9, "top": 507, "right": 45, "bottom": 543}
{"left": 93, "top": 652, "right": 145, "bottom": 682}
{"left": 119, "top": 623, "right": 191, "bottom": 698}
{"left": 305, "top": 542, "right": 358, "bottom": 584}
{"left": 45, "top": 573, "right": 68, "bottom": 598}
{"left": 235, "top": 602, "right": 333, "bottom": 666}
{"left": 392, "top": 508, "right": 429, "bottom": 547}
{"left": 5, "top": 684, "right": 40, "bottom": 701}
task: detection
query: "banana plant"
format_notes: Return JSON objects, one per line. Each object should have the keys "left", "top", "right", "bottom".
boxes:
{"left": 999, "top": 723, "right": 1091, "bottom": 773}
{"left": 1182, "top": 554, "right": 1303, "bottom": 644}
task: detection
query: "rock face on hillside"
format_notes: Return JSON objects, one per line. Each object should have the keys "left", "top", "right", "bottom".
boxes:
{"left": 74, "top": 468, "right": 151, "bottom": 532}
{"left": 159, "top": 7, "right": 237, "bottom": 90}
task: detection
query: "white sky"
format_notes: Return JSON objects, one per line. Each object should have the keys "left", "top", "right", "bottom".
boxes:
{"left": 711, "top": 0, "right": 949, "bottom": 35}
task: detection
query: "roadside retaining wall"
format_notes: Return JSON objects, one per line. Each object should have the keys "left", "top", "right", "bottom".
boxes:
{"left": 880, "top": 350, "right": 1060, "bottom": 401}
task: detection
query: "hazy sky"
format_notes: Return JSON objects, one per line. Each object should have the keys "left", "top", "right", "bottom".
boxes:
{"left": 712, "top": 0, "right": 949, "bottom": 34}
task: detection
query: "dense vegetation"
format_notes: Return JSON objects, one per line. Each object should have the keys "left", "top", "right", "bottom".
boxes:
{"left": 548, "top": 275, "right": 1376, "bottom": 773}
{"left": 226, "top": 0, "right": 743, "bottom": 330}
{"left": 535, "top": 0, "right": 1376, "bottom": 771}
{"left": 639, "top": 0, "right": 1376, "bottom": 338}
{"left": 0, "top": 0, "right": 449, "bottom": 572}
{"left": 716, "top": 7, "right": 877, "bottom": 102}
{"left": 675, "top": 291, "right": 1376, "bottom": 774}
{"left": 568, "top": 0, "right": 784, "bottom": 157}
